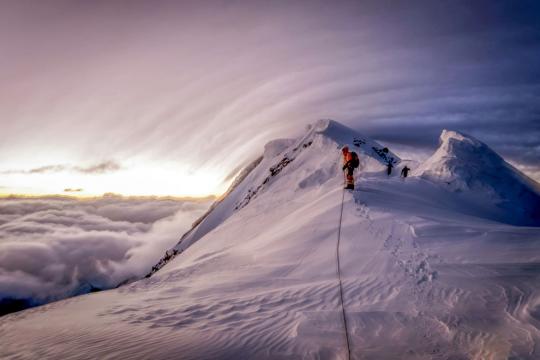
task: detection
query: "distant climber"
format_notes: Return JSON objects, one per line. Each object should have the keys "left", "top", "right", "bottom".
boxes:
{"left": 342, "top": 146, "right": 359, "bottom": 190}
{"left": 401, "top": 166, "right": 410, "bottom": 178}
{"left": 386, "top": 160, "right": 394, "bottom": 176}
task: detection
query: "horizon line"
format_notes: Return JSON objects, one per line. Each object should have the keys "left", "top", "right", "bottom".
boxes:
{"left": 0, "top": 192, "right": 217, "bottom": 202}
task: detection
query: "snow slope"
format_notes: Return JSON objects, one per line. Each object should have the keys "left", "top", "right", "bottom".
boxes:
{"left": 1, "top": 120, "right": 539, "bottom": 360}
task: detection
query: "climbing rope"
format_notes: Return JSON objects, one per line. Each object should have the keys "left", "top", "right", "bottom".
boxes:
{"left": 336, "top": 174, "right": 352, "bottom": 360}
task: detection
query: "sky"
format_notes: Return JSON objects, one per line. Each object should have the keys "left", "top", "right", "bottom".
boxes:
{"left": 1, "top": 0, "right": 539, "bottom": 196}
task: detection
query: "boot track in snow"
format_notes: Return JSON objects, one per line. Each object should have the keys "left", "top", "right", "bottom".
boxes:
{"left": 336, "top": 182, "right": 352, "bottom": 360}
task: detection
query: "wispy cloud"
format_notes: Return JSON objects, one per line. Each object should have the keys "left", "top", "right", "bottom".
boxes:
{"left": 63, "top": 188, "right": 83, "bottom": 193}
{"left": 75, "top": 161, "right": 121, "bottom": 174}
{"left": 28, "top": 165, "right": 66, "bottom": 174}
{"left": 1, "top": 161, "right": 122, "bottom": 175}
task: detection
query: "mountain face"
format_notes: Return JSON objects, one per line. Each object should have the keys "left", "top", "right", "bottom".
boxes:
{"left": 181, "top": 118, "right": 401, "bottom": 246}
{"left": 416, "top": 129, "right": 540, "bottom": 225}
{"left": 1, "top": 121, "right": 539, "bottom": 360}
{"left": 147, "top": 119, "right": 401, "bottom": 276}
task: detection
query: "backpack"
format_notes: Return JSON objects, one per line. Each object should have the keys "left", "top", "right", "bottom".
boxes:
{"left": 350, "top": 151, "right": 359, "bottom": 168}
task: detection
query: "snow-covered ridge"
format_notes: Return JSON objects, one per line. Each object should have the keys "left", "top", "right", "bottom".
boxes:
{"left": 416, "top": 129, "right": 540, "bottom": 225}
{"left": 314, "top": 119, "right": 400, "bottom": 166}
{"left": 144, "top": 155, "right": 264, "bottom": 278}
{"left": 147, "top": 120, "right": 401, "bottom": 277}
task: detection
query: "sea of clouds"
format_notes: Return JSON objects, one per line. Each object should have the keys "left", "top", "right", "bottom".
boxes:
{"left": 0, "top": 195, "right": 212, "bottom": 313}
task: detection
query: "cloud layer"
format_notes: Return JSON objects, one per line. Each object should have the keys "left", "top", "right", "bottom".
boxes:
{"left": 0, "top": 196, "right": 211, "bottom": 310}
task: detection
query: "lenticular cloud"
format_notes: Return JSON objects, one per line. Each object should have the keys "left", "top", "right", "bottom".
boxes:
{"left": 0, "top": 196, "right": 211, "bottom": 313}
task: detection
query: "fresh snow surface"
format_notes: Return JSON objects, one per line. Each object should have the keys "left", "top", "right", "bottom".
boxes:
{"left": 1, "top": 120, "right": 539, "bottom": 360}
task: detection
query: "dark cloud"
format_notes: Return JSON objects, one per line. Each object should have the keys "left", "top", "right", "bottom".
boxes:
{"left": 75, "top": 161, "right": 121, "bottom": 174}
{"left": 0, "top": 196, "right": 211, "bottom": 309}
{"left": 340, "top": 1, "right": 540, "bottom": 175}
{"left": 357, "top": 83, "right": 540, "bottom": 171}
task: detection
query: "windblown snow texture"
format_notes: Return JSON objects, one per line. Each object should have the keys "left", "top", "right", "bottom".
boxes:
{"left": 1, "top": 120, "right": 539, "bottom": 360}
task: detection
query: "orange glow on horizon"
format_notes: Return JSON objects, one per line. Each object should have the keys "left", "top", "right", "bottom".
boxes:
{"left": 0, "top": 163, "right": 232, "bottom": 199}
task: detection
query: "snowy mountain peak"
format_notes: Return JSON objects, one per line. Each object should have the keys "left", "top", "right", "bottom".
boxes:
{"left": 417, "top": 129, "right": 540, "bottom": 225}
{"left": 313, "top": 119, "right": 401, "bottom": 166}
{"left": 440, "top": 128, "right": 479, "bottom": 144}
{"left": 416, "top": 129, "right": 504, "bottom": 180}
{"left": 146, "top": 120, "right": 401, "bottom": 276}
{"left": 440, "top": 129, "right": 501, "bottom": 159}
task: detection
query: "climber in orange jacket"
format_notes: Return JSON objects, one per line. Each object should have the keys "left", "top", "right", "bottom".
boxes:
{"left": 342, "top": 146, "right": 359, "bottom": 190}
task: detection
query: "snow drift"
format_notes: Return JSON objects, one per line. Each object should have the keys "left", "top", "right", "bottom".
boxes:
{"left": 1, "top": 120, "right": 539, "bottom": 360}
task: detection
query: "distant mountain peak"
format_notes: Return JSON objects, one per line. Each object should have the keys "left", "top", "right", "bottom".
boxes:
{"left": 417, "top": 129, "right": 540, "bottom": 225}
{"left": 440, "top": 129, "right": 479, "bottom": 144}
{"left": 438, "top": 129, "right": 502, "bottom": 159}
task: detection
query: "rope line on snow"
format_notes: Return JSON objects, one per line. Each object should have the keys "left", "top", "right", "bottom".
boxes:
{"left": 336, "top": 174, "right": 352, "bottom": 360}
